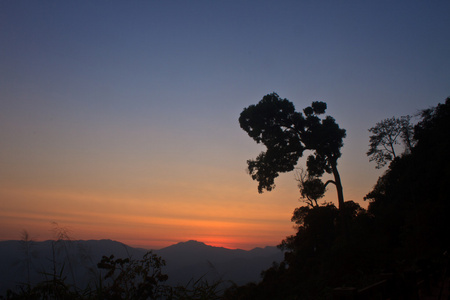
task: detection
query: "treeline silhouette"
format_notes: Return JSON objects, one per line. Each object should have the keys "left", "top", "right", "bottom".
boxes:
{"left": 3, "top": 97, "right": 449, "bottom": 299}
{"left": 225, "top": 97, "right": 450, "bottom": 299}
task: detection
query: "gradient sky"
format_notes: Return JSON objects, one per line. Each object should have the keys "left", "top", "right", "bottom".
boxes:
{"left": 1, "top": 0, "right": 449, "bottom": 250}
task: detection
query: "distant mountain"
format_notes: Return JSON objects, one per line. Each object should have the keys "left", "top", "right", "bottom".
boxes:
{"left": 0, "top": 239, "right": 283, "bottom": 295}
{"left": 0, "top": 239, "right": 146, "bottom": 296}
{"left": 155, "top": 240, "right": 283, "bottom": 286}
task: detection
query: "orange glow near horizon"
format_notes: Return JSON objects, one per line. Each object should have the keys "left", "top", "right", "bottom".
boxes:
{"left": 0, "top": 180, "right": 302, "bottom": 250}
{"left": 2, "top": 0, "right": 448, "bottom": 255}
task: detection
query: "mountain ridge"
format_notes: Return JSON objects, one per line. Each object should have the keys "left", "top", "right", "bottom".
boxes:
{"left": 0, "top": 239, "right": 284, "bottom": 295}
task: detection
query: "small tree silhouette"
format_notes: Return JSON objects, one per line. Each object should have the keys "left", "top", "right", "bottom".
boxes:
{"left": 367, "top": 115, "right": 415, "bottom": 168}
{"left": 97, "top": 251, "right": 168, "bottom": 299}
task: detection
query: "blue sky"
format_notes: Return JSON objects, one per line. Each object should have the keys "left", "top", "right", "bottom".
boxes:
{"left": 1, "top": 0, "right": 449, "bottom": 249}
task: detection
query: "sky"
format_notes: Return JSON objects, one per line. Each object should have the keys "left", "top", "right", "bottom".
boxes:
{"left": 1, "top": 0, "right": 449, "bottom": 250}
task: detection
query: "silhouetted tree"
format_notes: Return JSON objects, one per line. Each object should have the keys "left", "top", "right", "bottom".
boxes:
{"left": 365, "top": 97, "right": 450, "bottom": 258}
{"left": 367, "top": 115, "right": 415, "bottom": 168}
{"left": 226, "top": 98, "right": 450, "bottom": 300}
{"left": 228, "top": 201, "right": 376, "bottom": 299}
{"left": 295, "top": 168, "right": 326, "bottom": 207}
{"left": 239, "top": 93, "right": 346, "bottom": 209}
{"left": 97, "top": 251, "right": 168, "bottom": 300}
{"left": 280, "top": 204, "right": 338, "bottom": 255}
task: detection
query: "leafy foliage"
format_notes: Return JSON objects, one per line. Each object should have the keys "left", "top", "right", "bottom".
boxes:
{"left": 97, "top": 251, "right": 168, "bottom": 300}
{"left": 225, "top": 201, "right": 377, "bottom": 300}
{"left": 295, "top": 168, "right": 326, "bottom": 207}
{"left": 239, "top": 93, "right": 346, "bottom": 208}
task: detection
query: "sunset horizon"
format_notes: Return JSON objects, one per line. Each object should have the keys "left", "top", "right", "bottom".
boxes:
{"left": 2, "top": 1, "right": 449, "bottom": 257}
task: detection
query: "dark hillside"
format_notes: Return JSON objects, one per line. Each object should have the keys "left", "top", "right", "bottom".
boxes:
{"left": 225, "top": 98, "right": 450, "bottom": 299}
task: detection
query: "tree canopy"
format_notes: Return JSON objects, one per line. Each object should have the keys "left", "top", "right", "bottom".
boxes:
{"left": 239, "top": 93, "right": 346, "bottom": 208}
{"left": 367, "top": 116, "right": 415, "bottom": 168}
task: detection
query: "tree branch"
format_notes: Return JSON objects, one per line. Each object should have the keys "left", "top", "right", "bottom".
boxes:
{"left": 324, "top": 180, "right": 336, "bottom": 187}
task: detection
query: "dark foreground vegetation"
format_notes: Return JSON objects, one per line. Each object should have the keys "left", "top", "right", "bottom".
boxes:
{"left": 3, "top": 97, "right": 449, "bottom": 299}
{"left": 2, "top": 249, "right": 225, "bottom": 300}
{"left": 226, "top": 96, "right": 450, "bottom": 299}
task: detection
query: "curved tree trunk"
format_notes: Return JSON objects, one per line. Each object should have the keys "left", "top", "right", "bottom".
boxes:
{"left": 330, "top": 160, "right": 344, "bottom": 210}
